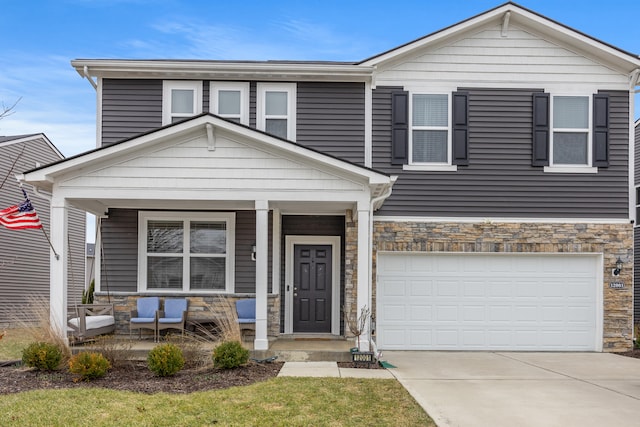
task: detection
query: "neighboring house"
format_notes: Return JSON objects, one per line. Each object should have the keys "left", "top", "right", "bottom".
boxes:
{"left": 21, "top": 2, "right": 640, "bottom": 351}
{"left": 0, "top": 134, "right": 85, "bottom": 326}
{"left": 86, "top": 243, "right": 95, "bottom": 290}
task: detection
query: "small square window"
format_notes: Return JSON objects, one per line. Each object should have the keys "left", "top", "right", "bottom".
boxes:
{"left": 210, "top": 82, "right": 249, "bottom": 125}
{"left": 162, "top": 81, "right": 202, "bottom": 125}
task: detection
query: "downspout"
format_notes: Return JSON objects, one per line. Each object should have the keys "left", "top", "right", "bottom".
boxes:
{"left": 367, "top": 176, "right": 397, "bottom": 353}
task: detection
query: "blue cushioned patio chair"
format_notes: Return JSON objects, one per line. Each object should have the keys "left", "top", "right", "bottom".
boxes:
{"left": 130, "top": 296, "right": 160, "bottom": 340}
{"left": 235, "top": 299, "right": 256, "bottom": 332}
{"left": 157, "top": 298, "right": 188, "bottom": 341}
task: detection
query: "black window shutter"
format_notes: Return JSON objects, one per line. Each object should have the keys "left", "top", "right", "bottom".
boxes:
{"left": 592, "top": 93, "right": 609, "bottom": 167}
{"left": 391, "top": 91, "right": 409, "bottom": 165}
{"left": 532, "top": 92, "right": 550, "bottom": 166}
{"left": 452, "top": 91, "right": 469, "bottom": 165}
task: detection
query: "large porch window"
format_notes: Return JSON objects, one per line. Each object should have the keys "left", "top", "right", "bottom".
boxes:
{"left": 138, "top": 212, "right": 235, "bottom": 292}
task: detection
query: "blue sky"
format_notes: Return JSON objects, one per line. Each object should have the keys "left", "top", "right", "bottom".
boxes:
{"left": 1, "top": 0, "right": 639, "bottom": 159}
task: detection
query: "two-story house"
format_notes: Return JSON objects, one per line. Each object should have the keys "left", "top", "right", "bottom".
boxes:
{"left": 21, "top": 2, "right": 640, "bottom": 352}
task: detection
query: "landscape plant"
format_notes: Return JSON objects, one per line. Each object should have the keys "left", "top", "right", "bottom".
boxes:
{"left": 21, "top": 341, "right": 63, "bottom": 371}
{"left": 212, "top": 340, "right": 249, "bottom": 369}
{"left": 68, "top": 351, "right": 110, "bottom": 381}
{"left": 147, "top": 343, "right": 185, "bottom": 377}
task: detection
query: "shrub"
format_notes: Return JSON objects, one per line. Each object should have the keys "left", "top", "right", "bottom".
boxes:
{"left": 69, "top": 352, "right": 111, "bottom": 381}
{"left": 88, "top": 335, "right": 135, "bottom": 368}
{"left": 213, "top": 340, "right": 249, "bottom": 369}
{"left": 147, "top": 343, "right": 185, "bottom": 377}
{"left": 22, "top": 341, "right": 63, "bottom": 371}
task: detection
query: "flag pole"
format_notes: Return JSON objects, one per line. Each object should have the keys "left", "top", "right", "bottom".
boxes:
{"left": 41, "top": 227, "right": 60, "bottom": 260}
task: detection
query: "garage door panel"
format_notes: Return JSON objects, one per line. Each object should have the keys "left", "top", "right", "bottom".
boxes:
{"left": 377, "top": 253, "right": 599, "bottom": 351}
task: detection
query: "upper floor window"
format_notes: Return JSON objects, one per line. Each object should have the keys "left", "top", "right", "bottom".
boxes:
{"left": 138, "top": 212, "right": 235, "bottom": 293}
{"left": 551, "top": 96, "right": 590, "bottom": 166}
{"left": 210, "top": 82, "right": 249, "bottom": 125}
{"left": 257, "top": 83, "right": 296, "bottom": 141}
{"left": 162, "top": 81, "right": 202, "bottom": 125}
{"left": 411, "top": 94, "right": 450, "bottom": 164}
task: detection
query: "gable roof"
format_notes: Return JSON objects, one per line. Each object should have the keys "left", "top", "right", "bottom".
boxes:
{"left": 0, "top": 133, "right": 64, "bottom": 159}
{"left": 73, "top": 2, "right": 640, "bottom": 88}
{"left": 360, "top": 2, "right": 640, "bottom": 73}
{"left": 21, "top": 113, "right": 393, "bottom": 197}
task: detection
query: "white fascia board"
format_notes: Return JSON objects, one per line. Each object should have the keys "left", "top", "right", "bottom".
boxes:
{"left": 71, "top": 60, "right": 374, "bottom": 82}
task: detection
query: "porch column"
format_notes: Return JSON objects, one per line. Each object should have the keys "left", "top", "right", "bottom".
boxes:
{"left": 254, "top": 200, "right": 269, "bottom": 350}
{"left": 356, "top": 201, "right": 371, "bottom": 351}
{"left": 50, "top": 196, "right": 69, "bottom": 341}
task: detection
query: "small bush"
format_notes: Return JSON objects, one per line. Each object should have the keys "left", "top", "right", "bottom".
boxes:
{"left": 147, "top": 343, "right": 185, "bottom": 377}
{"left": 213, "top": 340, "right": 249, "bottom": 369}
{"left": 69, "top": 352, "right": 111, "bottom": 381}
{"left": 88, "top": 335, "right": 135, "bottom": 368}
{"left": 22, "top": 341, "right": 63, "bottom": 371}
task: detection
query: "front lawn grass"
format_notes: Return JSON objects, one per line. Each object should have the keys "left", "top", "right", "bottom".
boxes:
{"left": 0, "top": 376, "right": 434, "bottom": 426}
{"left": 0, "top": 328, "right": 32, "bottom": 360}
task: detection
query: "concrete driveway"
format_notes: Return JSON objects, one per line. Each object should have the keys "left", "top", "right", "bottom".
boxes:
{"left": 384, "top": 351, "right": 640, "bottom": 427}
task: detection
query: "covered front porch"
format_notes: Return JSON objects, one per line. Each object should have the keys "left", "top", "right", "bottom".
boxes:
{"left": 21, "top": 114, "right": 394, "bottom": 350}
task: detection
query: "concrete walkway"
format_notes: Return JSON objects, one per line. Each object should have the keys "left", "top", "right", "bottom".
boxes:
{"left": 384, "top": 351, "right": 640, "bottom": 427}
{"left": 278, "top": 361, "right": 394, "bottom": 379}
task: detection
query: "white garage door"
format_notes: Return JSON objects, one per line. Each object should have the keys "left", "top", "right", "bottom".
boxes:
{"left": 377, "top": 253, "right": 601, "bottom": 351}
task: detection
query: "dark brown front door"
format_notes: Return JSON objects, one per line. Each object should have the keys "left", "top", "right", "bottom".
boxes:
{"left": 293, "top": 244, "right": 332, "bottom": 333}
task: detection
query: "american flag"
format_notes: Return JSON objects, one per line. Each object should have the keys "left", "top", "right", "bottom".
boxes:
{"left": 0, "top": 189, "right": 43, "bottom": 230}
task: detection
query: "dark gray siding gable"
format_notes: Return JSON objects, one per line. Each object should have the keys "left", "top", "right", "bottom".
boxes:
{"left": 101, "top": 79, "right": 163, "bottom": 146}
{"left": 295, "top": 82, "right": 365, "bottom": 165}
{"left": 373, "top": 87, "right": 629, "bottom": 218}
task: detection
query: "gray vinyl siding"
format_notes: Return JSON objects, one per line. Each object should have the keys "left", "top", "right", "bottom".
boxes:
{"left": 0, "top": 138, "right": 85, "bottom": 325}
{"left": 100, "top": 209, "right": 138, "bottom": 292}
{"left": 280, "top": 215, "right": 345, "bottom": 334}
{"left": 635, "top": 121, "right": 640, "bottom": 186}
{"left": 296, "top": 82, "right": 365, "bottom": 165}
{"left": 373, "top": 87, "right": 629, "bottom": 218}
{"left": 101, "top": 79, "right": 163, "bottom": 146}
{"left": 99, "top": 209, "right": 270, "bottom": 293}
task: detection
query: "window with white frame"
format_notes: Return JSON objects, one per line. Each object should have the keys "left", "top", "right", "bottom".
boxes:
{"left": 411, "top": 93, "right": 450, "bottom": 164}
{"left": 162, "top": 81, "right": 203, "bottom": 125}
{"left": 210, "top": 82, "right": 249, "bottom": 125}
{"left": 551, "top": 95, "right": 590, "bottom": 166}
{"left": 257, "top": 83, "right": 296, "bottom": 141}
{"left": 139, "top": 212, "right": 235, "bottom": 292}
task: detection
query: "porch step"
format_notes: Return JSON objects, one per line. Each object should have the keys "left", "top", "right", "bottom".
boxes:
{"left": 251, "top": 337, "right": 354, "bottom": 362}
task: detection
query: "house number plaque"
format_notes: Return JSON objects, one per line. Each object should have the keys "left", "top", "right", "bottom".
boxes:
{"left": 609, "top": 282, "right": 625, "bottom": 289}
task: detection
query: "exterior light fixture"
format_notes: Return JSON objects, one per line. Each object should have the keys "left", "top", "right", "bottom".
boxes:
{"left": 613, "top": 257, "right": 623, "bottom": 276}
{"left": 251, "top": 243, "right": 256, "bottom": 262}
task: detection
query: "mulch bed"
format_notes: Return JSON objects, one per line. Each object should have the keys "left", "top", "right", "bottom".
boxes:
{"left": 0, "top": 360, "right": 283, "bottom": 395}
{"left": 616, "top": 348, "right": 640, "bottom": 359}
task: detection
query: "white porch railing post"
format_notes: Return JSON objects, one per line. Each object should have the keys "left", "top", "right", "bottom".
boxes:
{"left": 356, "top": 202, "right": 371, "bottom": 351}
{"left": 50, "top": 196, "right": 69, "bottom": 342}
{"left": 254, "top": 200, "right": 269, "bottom": 350}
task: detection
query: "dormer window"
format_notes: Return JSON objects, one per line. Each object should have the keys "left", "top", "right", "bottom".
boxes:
{"left": 162, "top": 81, "right": 202, "bottom": 125}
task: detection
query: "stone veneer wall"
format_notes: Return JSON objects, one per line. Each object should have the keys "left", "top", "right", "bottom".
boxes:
{"left": 372, "top": 221, "right": 633, "bottom": 352}
{"left": 94, "top": 293, "right": 280, "bottom": 338}
{"left": 343, "top": 209, "right": 358, "bottom": 338}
